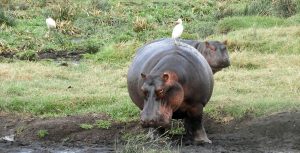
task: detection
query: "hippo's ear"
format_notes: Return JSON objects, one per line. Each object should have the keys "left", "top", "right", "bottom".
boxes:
{"left": 205, "top": 41, "right": 209, "bottom": 47}
{"left": 223, "top": 40, "right": 228, "bottom": 45}
{"left": 162, "top": 73, "right": 169, "bottom": 82}
{"left": 141, "top": 73, "right": 147, "bottom": 79}
{"left": 205, "top": 41, "right": 216, "bottom": 51}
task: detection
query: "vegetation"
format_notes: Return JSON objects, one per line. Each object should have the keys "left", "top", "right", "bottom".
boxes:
{"left": 0, "top": 0, "right": 300, "bottom": 151}
{"left": 37, "top": 129, "right": 49, "bottom": 138}
{"left": 79, "top": 123, "right": 94, "bottom": 130}
{"left": 95, "top": 120, "right": 111, "bottom": 129}
{"left": 119, "top": 131, "right": 175, "bottom": 153}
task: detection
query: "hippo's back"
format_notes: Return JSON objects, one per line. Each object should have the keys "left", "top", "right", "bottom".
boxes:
{"left": 127, "top": 38, "right": 213, "bottom": 109}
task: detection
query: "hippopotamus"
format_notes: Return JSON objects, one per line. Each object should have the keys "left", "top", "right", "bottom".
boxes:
{"left": 127, "top": 38, "right": 214, "bottom": 144}
{"left": 180, "top": 39, "right": 230, "bottom": 74}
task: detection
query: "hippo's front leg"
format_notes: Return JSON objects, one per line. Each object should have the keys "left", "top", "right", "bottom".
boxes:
{"left": 184, "top": 104, "right": 211, "bottom": 145}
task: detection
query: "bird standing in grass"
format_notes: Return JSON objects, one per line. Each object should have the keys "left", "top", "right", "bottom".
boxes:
{"left": 45, "top": 17, "right": 56, "bottom": 37}
{"left": 172, "top": 18, "right": 183, "bottom": 45}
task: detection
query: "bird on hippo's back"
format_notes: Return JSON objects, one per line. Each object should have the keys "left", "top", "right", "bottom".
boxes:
{"left": 172, "top": 18, "right": 183, "bottom": 45}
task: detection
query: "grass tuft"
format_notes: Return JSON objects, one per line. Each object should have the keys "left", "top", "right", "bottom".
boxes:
{"left": 37, "top": 129, "right": 48, "bottom": 138}
{"left": 119, "top": 130, "right": 177, "bottom": 153}
{"left": 79, "top": 123, "right": 94, "bottom": 130}
{"left": 133, "top": 16, "right": 155, "bottom": 32}
{"left": 95, "top": 120, "right": 111, "bottom": 129}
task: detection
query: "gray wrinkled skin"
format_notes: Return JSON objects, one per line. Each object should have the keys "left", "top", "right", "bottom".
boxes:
{"left": 127, "top": 38, "right": 214, "bottom": 144}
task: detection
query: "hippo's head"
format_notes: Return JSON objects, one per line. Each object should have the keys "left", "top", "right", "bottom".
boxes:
{"left": 199, "top": 41, "right": 230, "bottom": 73}
{"left": 139, "top": 71, "right": 184, "bottom": 128}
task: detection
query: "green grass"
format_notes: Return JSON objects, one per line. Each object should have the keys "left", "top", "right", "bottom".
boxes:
{"left": 37, "top": 129, "right": 49, "bottom": 138}
{"left": 0, "top": 60, "right": 139, "bottom": 121}
{"left": 0, "top": 2, "right": 299, "bottom": 152}
{"left": 211, "top": 25, "right": 300, "bottom": 54}
{"left": 0, "top": 0, "right": 299, "bottom": 126}
{"left": 216, "top": 16, "right": 288, "bottom": 33}
{"left": 119, "top": 131, "right": 176, "bottom": 153}
{"left": 206, "top": 51, "right": 300, "bottom": 121}
{"left": 79, "top": 123, "right": 94, "bottom": 130}
{"left": 95, "top": 120, "right": 111, "bottom": 129}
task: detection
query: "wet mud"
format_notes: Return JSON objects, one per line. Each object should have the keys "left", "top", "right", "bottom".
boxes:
{"left": 0, "top": 111, "right": 299, "bottom": 153}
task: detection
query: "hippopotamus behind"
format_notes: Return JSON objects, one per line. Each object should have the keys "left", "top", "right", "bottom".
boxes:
{"left": 146, "top": 38, "right": 230, "bottom": 73}
{"left": 127, "top": 38, "right": 214, "bottom": 144}
{"left": 180, "top": 39, "right": 230, "bottom": 73}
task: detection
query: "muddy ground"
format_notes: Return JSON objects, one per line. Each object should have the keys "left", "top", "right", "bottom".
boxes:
{"left": 0, "top": 49, "right": 86, "bottom": 61}
{"left": 0, "top": 111, "right": 299, "bottom": 153}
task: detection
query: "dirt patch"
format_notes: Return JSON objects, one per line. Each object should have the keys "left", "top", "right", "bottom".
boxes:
{"left": 201, "top": 111, "right": 300, "bottom": 153}
{"left": 0, "top": 49, "right": 87, "bottom": 61}
{"left": 37, "top": 49, "right": 86, "bottom": 61}
{"left": 0, "top": 111, "right": 299, "bottom": 152}
{"left": 0, "top": 51, "right": 15, "bottom": 59}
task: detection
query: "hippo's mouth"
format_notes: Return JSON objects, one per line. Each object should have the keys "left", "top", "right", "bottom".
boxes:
{"left": 211, "top": 66, "right": 223, "bottom": 72}
{"left": 140, "top": 106, "right": 173, "bottom": 129}
{"left": 141, "top": 120, "right": 171, "bottom": 128}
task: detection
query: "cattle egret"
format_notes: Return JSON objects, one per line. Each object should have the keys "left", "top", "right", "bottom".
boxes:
{"left": 172, "top": 18, "right": 183, "bottom": 45}
{"left": 45, "top": 17, "right": 56, "bottom": 37}
{"left": 46, "top": 17, "right": 56, "bottom": 29}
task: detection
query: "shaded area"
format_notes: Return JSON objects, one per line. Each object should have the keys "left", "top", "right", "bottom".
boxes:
{"left": 0, "top": 111, "right": 299, "bottom": 152}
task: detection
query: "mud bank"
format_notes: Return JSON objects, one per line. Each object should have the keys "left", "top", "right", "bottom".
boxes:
{"left": 0, "top": 111, "right": 299, "bottom": 153}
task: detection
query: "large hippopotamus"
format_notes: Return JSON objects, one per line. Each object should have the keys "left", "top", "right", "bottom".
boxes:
{"left": 180, "top": 39, "right": 230, "bottom": 73}
{"left": 127, "top": 38, "right": 214, "bottom": 144}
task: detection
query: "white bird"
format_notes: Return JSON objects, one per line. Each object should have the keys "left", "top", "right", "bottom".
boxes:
{"left": 172, "top": 18, "right": 183, "bottom": 45}
{"left": 46, "top": 17, "right": 56, "bottom": 29}
{"left": 45, "top": 17, "right": 56, "bottom": 37}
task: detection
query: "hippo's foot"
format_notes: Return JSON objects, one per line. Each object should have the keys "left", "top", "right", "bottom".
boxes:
{"left": 193, "top": 128, "right": 212, "bottom": 144}
{"left": 183, "top": 135, "right": 211, "bottom": 146}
